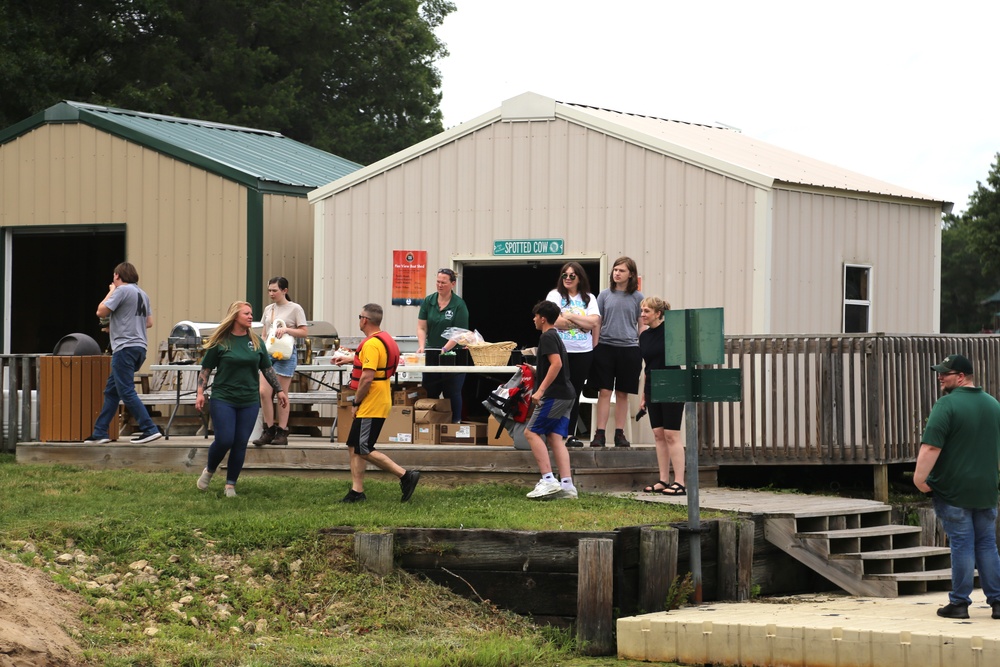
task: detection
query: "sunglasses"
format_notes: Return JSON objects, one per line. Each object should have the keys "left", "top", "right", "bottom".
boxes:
{"left": 561, "top": 273, "right": 578, "bottom": 280}
{"left": 358, "top": 314, "right": 368, "bottom": 320}
{"left": 438, "top": 268, "right": 456, "bottom": 279}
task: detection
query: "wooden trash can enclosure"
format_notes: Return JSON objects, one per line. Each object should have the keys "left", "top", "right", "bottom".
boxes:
{"left": 40, "top": 355, "right": 116, "bottom": 442}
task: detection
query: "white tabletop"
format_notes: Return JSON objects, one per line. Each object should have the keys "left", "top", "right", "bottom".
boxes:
{"left": 151, "top": 364, "right": 202, "bottom": 371}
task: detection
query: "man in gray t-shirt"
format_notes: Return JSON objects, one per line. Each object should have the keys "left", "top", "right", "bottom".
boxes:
{"left": 85, "top": 262, "right": 162, "bottom": 444}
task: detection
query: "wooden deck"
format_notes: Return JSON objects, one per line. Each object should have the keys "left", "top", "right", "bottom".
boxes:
{"left": 15, "top": 436, "right": 719, "bottom": 493}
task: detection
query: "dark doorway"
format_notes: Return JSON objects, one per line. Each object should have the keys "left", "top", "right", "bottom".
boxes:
{"left": 458, "top": 259, "right": 602, "bottom": 423}
{"left": 7, "top": 227, "right": 125, "bottom": 353}
{"left": 461, "top": 259, "right": 603, "bottom": 347}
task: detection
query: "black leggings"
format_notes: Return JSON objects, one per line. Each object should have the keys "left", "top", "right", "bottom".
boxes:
{"left": 566, "top": 351, "right": 593, "bottom": 437}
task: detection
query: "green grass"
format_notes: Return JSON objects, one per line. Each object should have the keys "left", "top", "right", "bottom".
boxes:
{"left": 0, "top": 454, "right": 682, "bottom": 666}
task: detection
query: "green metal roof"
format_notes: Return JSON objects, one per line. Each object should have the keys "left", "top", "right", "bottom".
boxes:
{"left": 0, "top": 101, "right": 362, "bottom": 195}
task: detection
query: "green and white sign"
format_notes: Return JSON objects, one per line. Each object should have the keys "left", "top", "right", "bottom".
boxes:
{"left": 493, "top": 239, "right": 564, "bottom": 256}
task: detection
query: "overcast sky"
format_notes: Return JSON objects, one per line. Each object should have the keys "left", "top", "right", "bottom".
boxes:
{"left": 434, "top": 1, "right": 998, "bottom": 215}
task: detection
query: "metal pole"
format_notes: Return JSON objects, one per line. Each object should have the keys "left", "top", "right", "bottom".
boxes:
{"left": 684, "top": 401, "right": 701, "bottom": 603}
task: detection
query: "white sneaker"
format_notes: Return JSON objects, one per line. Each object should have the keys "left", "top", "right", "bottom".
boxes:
{"left": 197, "top": 470, "right": 213, "bottom": 491}
{"left": 558, "top": 485, "right": 579, "bottom": 499}
{"left": 83, "top": 437, "right": 111, "bottom": 444}
{"left": 131, "top": 431, "right": 163, "bottom": 444}
{"left": 527, "top": 479, "right": 562, "bottom": 499}
{"left": 225, "top": 486, "right": 237, "bottom": 498}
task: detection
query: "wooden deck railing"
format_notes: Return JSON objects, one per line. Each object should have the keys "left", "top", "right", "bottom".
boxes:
{"left": 698, "top": 334, "right": 1000, "bottom": 465}
{"left": 1, "top": 354, "right": 43, "bottom": 453}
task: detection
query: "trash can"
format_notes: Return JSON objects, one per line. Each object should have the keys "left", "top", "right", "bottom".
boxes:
{"left": 40, "top": 334, "right": 117, "bottom": 442}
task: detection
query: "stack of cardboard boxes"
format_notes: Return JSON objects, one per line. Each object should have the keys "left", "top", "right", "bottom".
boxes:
{"left": 336, "top": 385, "right": 427, "bottom": 444}
{"left": 413, "top": 398, "right": 451, "bottom": 444}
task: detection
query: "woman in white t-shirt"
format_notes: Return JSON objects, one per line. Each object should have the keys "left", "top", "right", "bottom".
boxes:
{"left": 252, "top": 277, "right": 308, "bottom": 447}
{"left": 546, "top": 261, "right": 601, "bottom": 447}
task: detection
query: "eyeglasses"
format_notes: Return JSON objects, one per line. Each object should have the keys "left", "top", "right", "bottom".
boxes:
{"left": 938, "top": 371, "right": 960, "bottom": 377}
{"left": 561, "top": 273, "right": 578, "bottom": 280}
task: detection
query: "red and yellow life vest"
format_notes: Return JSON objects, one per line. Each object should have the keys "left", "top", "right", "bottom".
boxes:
{"left": 349, "top": 331, "right": 400, "bottom": 390}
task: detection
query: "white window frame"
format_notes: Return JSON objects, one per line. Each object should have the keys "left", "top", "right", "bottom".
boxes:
{"left": 843, "top": 264, "right": 872, "bottom": 333}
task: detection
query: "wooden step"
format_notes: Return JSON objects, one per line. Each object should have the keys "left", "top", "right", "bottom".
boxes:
{"left": 829, "top": 546, "right": 951, "bottom": 560}
{"left": 865, "top": 568, "right": 953, "bottom": 582}
{"left": 768, "top": 505, "right": 890, "bottom": 519}
{"left": 796, "top": 525, "right": 921, "bottom": 539}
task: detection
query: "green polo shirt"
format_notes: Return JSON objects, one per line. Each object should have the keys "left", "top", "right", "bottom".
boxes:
{"left": 921, "top": 386, "right": 1000, "bottom": 509}
{"left": 418, "top": 292, "right": 469, "bottom": 348}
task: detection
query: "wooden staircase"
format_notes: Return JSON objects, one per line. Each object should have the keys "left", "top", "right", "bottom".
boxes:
{"left": 764, "top": 503, "right": 952, "bottom": 597}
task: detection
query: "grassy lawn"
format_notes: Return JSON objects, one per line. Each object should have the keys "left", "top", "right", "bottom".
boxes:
{"left": 0, "top": 454, "right": 684, "bottom": 666}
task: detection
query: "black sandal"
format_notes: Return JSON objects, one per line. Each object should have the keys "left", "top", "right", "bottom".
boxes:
{"left": 643, "top": 480, "right": 669, "bottom": 493}
{"left": 660, "top": 482, "right": 686, "bottom": 496}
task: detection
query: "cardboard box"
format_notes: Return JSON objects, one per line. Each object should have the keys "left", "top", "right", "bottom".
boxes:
{"left": 393, "top": 386, "right": 427, "bottom": 406}
{"left": 338, "top": 389, "right": 356, "bottom": 407}
{"left": 414, "top": 409, "right": 452, "bottom": 424}
{"left": 383, "top": 406, "right": 414, "bottom": 443}
{"left": 414, "top": 424, "right": 439, "bottom": 444}
{"left": 438, "top": 422, "right": 488, "bottom": 445}
{"left": 413, "top": 398, "right": 451, "bottom": 412}
{"left": 336, "top": 404, "right": 354, "bottom": 443}
{"left": 486, "top": 415, "right": 514, "bottom": 447}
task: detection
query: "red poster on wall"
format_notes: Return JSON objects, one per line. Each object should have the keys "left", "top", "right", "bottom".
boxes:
{"left": 392, "top": 250, "right": 427, "bottom": 306}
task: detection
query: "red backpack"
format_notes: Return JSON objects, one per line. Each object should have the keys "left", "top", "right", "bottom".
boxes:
{"left": 483, "top": 364, "right": 536, "bottom": 436}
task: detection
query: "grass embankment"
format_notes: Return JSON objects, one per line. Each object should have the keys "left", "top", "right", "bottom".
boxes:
{"left": 0, "top": 454, "right": 683, "bottom": 666}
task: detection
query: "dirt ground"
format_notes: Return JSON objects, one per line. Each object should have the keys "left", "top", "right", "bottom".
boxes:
{"left": 0, "top": 558, "right": 85, "bottom": 667}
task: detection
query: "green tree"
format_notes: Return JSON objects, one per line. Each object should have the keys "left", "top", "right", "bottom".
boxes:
{"left": 0, "top": 0, "right": 455, "bottom": 165}
{"left": 940, "top": 153, "right": 1000, "bottom": 332}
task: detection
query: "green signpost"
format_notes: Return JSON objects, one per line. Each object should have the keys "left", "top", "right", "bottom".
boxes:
{"left": 649, "top": 307, "right": 742, "bottom": 603}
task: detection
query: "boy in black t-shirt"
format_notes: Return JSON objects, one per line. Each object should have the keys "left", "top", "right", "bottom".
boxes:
{"left": 524, "top": 301, "right": 579, "bottom": 500}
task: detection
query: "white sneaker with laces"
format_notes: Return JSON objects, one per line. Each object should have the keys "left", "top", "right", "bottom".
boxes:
{"left": 527, "top": 478, "right": 562, "bottom": 499}
{"left": 558, "top": 485, "right": 578, "bottom": 499}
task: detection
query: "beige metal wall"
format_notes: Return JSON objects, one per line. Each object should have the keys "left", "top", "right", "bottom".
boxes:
{"left": 314, "top": 118, "right": 761, "bottom": 337}
{"left": 769, "top": 189, "right": 941, "bottom": 334}
{"left": 262, "top": 194, "right": 314, "bottom": 318}
{"left": 1, "top": 123, "right": 249, "bottom": 361}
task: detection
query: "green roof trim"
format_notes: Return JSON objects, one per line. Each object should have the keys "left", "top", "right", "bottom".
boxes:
{"left": 1, "top": 101, "right": 362, "bottom": 195}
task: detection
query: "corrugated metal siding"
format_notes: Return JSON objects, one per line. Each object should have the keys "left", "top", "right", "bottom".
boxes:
{"left": 769, "top": 189, "right": 939, "bottom": 333}
{"left": 1, "top": 124, "right": 252, "bottom": 358}
{"left": 262, "top": 194, "right": 314, "bottom": 317}
{"left": 314, "top": 118, "right": 759, "bottom": 335}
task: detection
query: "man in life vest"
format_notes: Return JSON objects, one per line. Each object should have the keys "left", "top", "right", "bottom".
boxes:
{"left": 336, "top": 303, "right": 420, "bottom": 503}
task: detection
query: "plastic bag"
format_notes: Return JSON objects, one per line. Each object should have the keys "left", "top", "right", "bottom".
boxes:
{"left": 441, "top": 327, "right": 484, "bottom": 346}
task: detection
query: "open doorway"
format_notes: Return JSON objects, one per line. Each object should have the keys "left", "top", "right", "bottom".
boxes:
{"left": 456, "top": 258, "right": 603, "bottom": 423}
{"left": 4, "top": 226, "right": 125, "bottom": 353}
{"left": 461, "top": 259, "right": 604, "bottom": 347}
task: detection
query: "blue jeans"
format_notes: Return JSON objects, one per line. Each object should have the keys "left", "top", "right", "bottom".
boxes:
{"left": 933, "top": 496, "right": 1000, "bottom": 606}
{"left": 91, "top": 346, "right": 157, "bottom": 438}
{"left": 422, "top": 372, "right": 466, "bottom": 422}
{"left": 206, "top": 399, "right": 259, "bottom": 486}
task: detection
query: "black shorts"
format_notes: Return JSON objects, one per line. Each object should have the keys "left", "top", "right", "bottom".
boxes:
{"left": 648, "top": 401, "right": 684, "bottom": 431}
{"left": 590, "top": 344, "right": 642, "bottom": 394}
{"left": 347, "top": 417, "right": 384, "bottom": 455}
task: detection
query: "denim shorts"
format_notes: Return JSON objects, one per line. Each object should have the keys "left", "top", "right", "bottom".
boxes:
{"left": 270, "top": 355, "right": 296, "bottom": 377}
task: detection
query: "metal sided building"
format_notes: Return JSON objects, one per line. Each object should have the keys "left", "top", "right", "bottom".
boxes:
{"left": 308, "top": 91, "right": 948, "bottom": 347}
{"left": 0, "top": 101, "right": 361, "bottom": 356}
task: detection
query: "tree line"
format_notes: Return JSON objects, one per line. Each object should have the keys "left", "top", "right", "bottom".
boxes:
{"left": 941, "top": 153, "right": 1000, "bottom": 333}
{"left": 0, "top": 0, "right": 456, "bottom": 166}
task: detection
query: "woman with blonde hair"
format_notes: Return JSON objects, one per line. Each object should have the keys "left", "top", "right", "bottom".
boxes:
{"left": 638, "top": 296, "right": 686, "bottom": 496}
{"left": 195, "top": 301, "right": 288, "bottom": 497}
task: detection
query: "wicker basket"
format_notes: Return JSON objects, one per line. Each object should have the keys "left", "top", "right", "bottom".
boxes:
{"left": 466, "top": 341, "right": 516, "bottom": 366}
